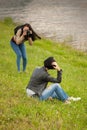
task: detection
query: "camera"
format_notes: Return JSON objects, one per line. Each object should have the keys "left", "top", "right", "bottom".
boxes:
{"left": 26, "top": 30, "right": 31, "bottom": 37}
{"left": 24, "top": 30, "right": 31, "bottom": 39}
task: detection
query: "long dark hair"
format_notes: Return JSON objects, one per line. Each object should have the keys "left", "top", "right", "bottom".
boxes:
{"left": 23, "top": 23, "right": 41, "bottom": 41}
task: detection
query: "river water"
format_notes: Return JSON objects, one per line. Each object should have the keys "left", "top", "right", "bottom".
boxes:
{"left": 0, "top": 0, "right": 87, "bottom": 52}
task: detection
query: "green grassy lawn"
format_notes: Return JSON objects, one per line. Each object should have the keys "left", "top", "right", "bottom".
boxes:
{"left": 0, "top": 18, "right": 87, "bottom": 130}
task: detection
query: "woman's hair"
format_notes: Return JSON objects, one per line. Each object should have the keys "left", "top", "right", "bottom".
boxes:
{"left": 23, "top": 23, "right": 41, "bottom": 41}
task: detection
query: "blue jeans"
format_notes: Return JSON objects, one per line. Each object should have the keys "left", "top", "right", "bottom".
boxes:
{"left": 10, "top": 40, "right": 27, "bottom": 72}
{"left": 40, "top": 83, "right": 69, "bottom": 102}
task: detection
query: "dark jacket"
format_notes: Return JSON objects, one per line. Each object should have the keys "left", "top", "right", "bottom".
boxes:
{"left": 26, "top": 66, "right": 62, "bottom": 96}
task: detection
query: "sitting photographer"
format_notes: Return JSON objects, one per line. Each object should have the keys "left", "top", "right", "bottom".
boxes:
{"left": 26, "top": 57, "right": 81, "bottom": 104}
{"left": 10, "top": 23, "right": 41, "bottom": 72}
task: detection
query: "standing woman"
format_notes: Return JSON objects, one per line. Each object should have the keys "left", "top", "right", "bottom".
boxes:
{"left": 10, "top": 23, "right": 41, "bottom": 72}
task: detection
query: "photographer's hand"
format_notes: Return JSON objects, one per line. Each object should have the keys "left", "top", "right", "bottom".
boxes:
{"left": 14, "top": 29, "right": 25, "bottom": 44}
{"left": 28, "top": 37, "right": 33, "bottom": 45}
{"left": 23, "top": 26, "right": 29, "bottom": 36}
{"left": 23, "top": 30, "right": 27, "bottom": 36}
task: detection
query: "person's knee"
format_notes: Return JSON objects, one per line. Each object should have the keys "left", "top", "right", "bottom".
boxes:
{"left": 17, "top": 53, "right": 22, "bottom": 59}
{"left": 23, "top": 57, "right": 27, "bottom": 63}
{"left": 54, "top": 83, "right": 61, "bottom": 89}
{"left": 23, "top": 57, "right": 27, "bottom": 60}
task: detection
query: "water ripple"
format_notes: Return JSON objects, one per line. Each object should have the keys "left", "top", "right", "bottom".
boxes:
{"left": 0, "top": 0, "right": 87, "bottom": 52}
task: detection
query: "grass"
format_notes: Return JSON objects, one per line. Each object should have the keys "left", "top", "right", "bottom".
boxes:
{"left": 0, "top": 18, "right": 87, "bottom": 130}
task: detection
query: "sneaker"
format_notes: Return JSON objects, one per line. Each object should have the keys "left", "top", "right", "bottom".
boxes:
{"left": 18, "top": 71, "right": 22, "bottom": 73}
{"left": 68, "top": 97, "right": 81, "bottom": 101}
{"left": 64, "top": 100, "right": 71, "bottom": 104}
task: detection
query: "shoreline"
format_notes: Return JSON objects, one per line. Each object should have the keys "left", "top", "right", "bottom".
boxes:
{"left": 1, "top": 17, "right": 87, "bottom": 53}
